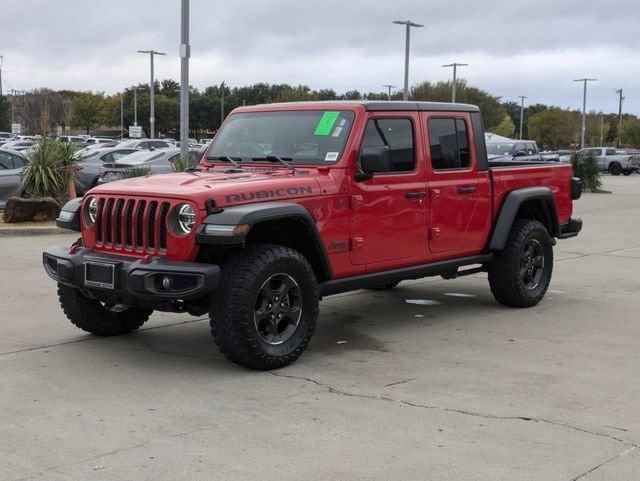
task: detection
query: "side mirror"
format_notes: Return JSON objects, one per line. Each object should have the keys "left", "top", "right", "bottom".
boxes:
{"left": 355, "top": 147, "right": 392, "bottom": 181}
{"left": 513, "top": 150, "right": 527, "bottom": 158}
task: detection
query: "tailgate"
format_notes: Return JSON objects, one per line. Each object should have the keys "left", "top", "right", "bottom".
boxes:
{"left": 490, "top": 163, "right": 574, "bottom": 224}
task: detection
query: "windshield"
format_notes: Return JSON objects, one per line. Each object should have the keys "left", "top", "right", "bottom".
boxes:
{"left": 487, "top": 142, "right": 515, "bottom": 155}
{"left": 206, "top": 110, "right": 355, "bottom": 164}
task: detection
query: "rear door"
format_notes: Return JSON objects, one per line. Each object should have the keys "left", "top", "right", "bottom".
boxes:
{"left": 424, "top": 113, "right": 490, "bottom": 256}
{"left": 349, "top": 113, "right": 428, "bottom": 267}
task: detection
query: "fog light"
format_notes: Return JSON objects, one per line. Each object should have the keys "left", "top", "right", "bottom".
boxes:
{"left": 161, "top": 276, "right": 172, "bottom": 290}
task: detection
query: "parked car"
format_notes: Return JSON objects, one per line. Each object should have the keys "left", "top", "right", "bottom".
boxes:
{"left": 74, "top": 147, "right": 139, "bottom": 195}
{"left": 1, "top": 140, "right": 34, "bottom": 152}
{"left": 576, "top": 147, "right": 640, "bottom": 175}
{"left": 57, "top": 136, "right": 88, "bottom": 147}
{"left": 45, "top": 100, "right": 582, "bottom": 370}
{"left": 486, "top": 140, "right": 545, "bottom": 162}
{"left": 97, "top": 148, "right": 199, "bottom": 185}
{"left": 117, "top": 139, "right": 172, "bottom": 150}
{"left": 0, "top": 149, "right": 26, "bottom": 208}
{"left": 0, "top": 132, "right": 16, "bottom": 140}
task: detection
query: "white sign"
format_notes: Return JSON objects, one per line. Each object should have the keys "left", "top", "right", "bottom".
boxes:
{"left": 129, "top": 125, "right": 143, "bottom": 138}
{"left": 11, "top": 123, "right": 21, "bottom": 135}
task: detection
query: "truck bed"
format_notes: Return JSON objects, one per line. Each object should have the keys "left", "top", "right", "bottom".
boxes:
{"left": 489, "top": 162, "right": 574, "bottom": 225}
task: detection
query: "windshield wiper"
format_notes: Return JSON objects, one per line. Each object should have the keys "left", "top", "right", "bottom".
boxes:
{"left": 252, "top": 155, "right": 295, "bottom": 172}
{"left": 207, "top": 155, "right": 243, "bottom": 169}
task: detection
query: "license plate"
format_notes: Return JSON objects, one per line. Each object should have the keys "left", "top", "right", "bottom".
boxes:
{"left": 84, "top": 261, "right": 115, "bottom": 289}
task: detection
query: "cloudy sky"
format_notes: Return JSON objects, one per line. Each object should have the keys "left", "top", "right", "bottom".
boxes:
{"left": 1, "top": 0, "right": 639, "bottom": 114}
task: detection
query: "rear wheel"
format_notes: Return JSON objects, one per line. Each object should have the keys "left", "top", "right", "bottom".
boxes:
{"left": 58, "top": 285, "right": 152, "bottom": 336}
{"left": 609, "top": 163, "right": 623, "bottom": 176}
{"left": 488, "top": 219, "right": 553, "bottom": 307}
{"left": 210, "top": 244, "right": 319, "bottom": 370}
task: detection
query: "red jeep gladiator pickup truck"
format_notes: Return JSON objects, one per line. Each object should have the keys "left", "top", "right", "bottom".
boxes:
{"left": 43, "top": 101, "right": 582, "bottom": 370}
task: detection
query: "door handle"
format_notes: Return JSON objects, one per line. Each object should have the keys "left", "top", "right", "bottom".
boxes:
{"left": 405, "top": 191, "right": 426, "bottom": 200}
{"left": 457, "top": 185, "right": 476, "bottom": 195}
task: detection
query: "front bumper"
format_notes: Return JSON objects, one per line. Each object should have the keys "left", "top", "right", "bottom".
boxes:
{"left": 43, "top": 245, "right": 220, "bottom": 302}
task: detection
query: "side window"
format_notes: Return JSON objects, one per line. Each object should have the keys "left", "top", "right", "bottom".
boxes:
{"left": 526, "top": 143, "right": 537, "bottom": 155}
{"left": 0, "top": 151, "right": 12, "bottom": 169}
{"left": 11, "top": 155, "right": 25, "bottom": 169}
{"left": 111, "top": 150, "right": 133, "bottom": 161}
{"left": 606, "top": 148, "right": 616, "bottom": 156}
{"left": 361, "top": 118, "right": 415, "bottom": 172}
{"left": 101, "top": 153, "right": 113, "bottom": 163}
{"left": 152, "top": 141, "right": 168, "bottom": 149}
{"left": 428, "top": 117, "right": 471, "bottom": 170}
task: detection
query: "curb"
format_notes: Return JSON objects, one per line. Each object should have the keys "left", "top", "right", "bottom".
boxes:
{"left": 0, "top": 226, "right": 68, "bottom": 237}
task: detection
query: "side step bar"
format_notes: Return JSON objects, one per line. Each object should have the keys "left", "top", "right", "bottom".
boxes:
{"left": 319, "top": 254, "right": 493, "bottom": 297}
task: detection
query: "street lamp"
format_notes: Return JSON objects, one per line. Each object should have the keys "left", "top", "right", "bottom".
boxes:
{"left": 574, "top": 78, "right": 597, "bottom": 149}
{"left": 517, "top": 95, "right": 527, "bottom": 140}
{"left": 382, "top": 84, "right": 397, "bottom": 100}
{"left": 442, "top": 63, "right": 468, "bottom": 103}
{"left": 179, "top": 0, "right": 190, "bottom": 162}
{"left": 137, "top": 49, "right": 167, "bottom": 138}
{"left": 392, "top": 20, "right": 423, "bottom": 101}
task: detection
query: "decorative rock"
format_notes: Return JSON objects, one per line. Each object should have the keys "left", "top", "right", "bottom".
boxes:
{"left": 2, "top": 197, "right": 60, "bottom": 223}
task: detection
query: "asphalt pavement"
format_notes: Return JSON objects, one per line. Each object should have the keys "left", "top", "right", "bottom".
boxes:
{"left": 1, "top": 175, "right": 640, "bottom": 481}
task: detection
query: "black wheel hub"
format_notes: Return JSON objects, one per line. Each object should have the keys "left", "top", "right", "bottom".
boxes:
{"left": 520, "top": 239, "right": 545, "bottom": 290}
{"left": 254, "top": 273, "right": 302, "bottom": 345}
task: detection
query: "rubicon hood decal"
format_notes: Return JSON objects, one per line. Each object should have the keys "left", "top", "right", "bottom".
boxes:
{"left": 225, "top": 186, "right": 313, "bottom": 203}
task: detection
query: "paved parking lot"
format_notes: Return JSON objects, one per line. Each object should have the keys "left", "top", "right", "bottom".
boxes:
{"left": 2, "top": 175, "right": 640, "bottom": 481}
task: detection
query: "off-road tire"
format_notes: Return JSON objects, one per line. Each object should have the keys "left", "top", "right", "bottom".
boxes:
{"left": 58, "top": 284, "right": 152, "bottom": 336}
{"left": 210, "top": 244, "right": 319, "bottom": 370}
{"left": 488, "top": 219, "right": 553, "bottom": 308}
{"left": 609, "top": 162, "right": 623, "bottom": 176}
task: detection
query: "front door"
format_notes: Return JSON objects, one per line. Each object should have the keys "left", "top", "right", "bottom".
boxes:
{"left": 349, "top": 114, "right": 428, "bottom": 267}
{"left": 424, "top": 114, "right": 488, "bottom": 256}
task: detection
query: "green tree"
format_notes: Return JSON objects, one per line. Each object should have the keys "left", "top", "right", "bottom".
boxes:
{"left": 411, "top": 80, "right": 505, "bottom": 130}
{"left": 620, "top": 117, "right": 640, "bottom": 147}
{"left": 528, "top": 108, "right": 580, "bottom": 149}
{"left": 72, "top": 92, "right": 105, "bottom": 134}
{"left": 493, "top": 115, "right": 516, "bottom": 138}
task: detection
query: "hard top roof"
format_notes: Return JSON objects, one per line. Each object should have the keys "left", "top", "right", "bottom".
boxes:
{"left": 239, "top": 100, "right": 480, "bottom": 113}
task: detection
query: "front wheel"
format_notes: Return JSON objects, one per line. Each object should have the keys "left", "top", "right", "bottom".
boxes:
{"left": 58, "top": 285, "right": 152, "bottom": 336}
{"left": 488, "top": 219, "right": 553, "bottom": 307}
{"left": 210, "top": 244, "right": 319, "bottom": 370}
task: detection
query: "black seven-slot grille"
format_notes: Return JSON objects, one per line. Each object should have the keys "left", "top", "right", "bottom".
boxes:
{"left": 94, "top": 197, "right": 172, "bottom": 253}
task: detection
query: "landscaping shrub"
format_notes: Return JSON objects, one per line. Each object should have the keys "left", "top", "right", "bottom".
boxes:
{"left": 22, "top": 138, "right": 79, "bottom": 203}
{"left": 571, "top": 153, "right": 602, "bottom": 192}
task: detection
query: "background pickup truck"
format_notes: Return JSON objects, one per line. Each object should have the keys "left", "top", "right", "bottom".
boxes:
{"left": 44, "top": 100, "right": 583, "bottom": 370}
{"left": 486, "top": 139, "right": 554, "bottom": 162}
{"left": 575, "top": 147, "right": 640, "bottom": 175}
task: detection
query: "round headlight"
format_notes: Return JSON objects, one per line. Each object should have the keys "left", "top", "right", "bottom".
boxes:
{"left": 175, "top": 204, "right": 196, "bottom": 234}
{"left": 85, "top": 197, "right": 98, "bottom": 225}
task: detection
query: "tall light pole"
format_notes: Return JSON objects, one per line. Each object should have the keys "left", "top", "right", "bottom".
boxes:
{"left": 220, "top": 88, "right": 225, "bottom": 126}
{"left": 517, "top": 95, "right": 527, "bottom": 140}
{"left": 442, "top": 63, "right": 468, "bottom": 102}
{"left": 133, "top": 87, "right": 138, "bottom": 126}
{"left": 137, "top": 49, "right": 166, "bottom": 138}
{"left": 393, "top": 20, "right": 423, "bottom": 101}
{"left": 382, "top": 84, "right": 397, "bottom": 100}
{"left": 616, "top": 88, "right": 624, "bottom": 147}
{"left": 179, "top": 0, "right": 190, "bottom": 161}
{"left": 574, "top": 78, "right": 597, "bottom": 149}
{"left": 120, "top": 93, "right": 124, "bottom": 139}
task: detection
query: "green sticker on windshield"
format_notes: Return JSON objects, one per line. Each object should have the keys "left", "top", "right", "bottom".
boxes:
{"left": 314, "top": 111, "right": 340, "bottom": 136}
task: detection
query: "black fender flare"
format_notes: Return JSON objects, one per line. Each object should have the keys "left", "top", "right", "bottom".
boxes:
{"left": 196, "top": 201, "right": 332, "bottom": 280}
{"left": 489, "top": 187, "right": 559, "bottom": 251}
{"left": 56, "top": 198, "right": 82, "bottom": 232}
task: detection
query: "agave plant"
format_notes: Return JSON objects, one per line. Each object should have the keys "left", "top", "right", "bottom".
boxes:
{"left": 122, "top": 166, "right": 151, "bottom": 179}
{"left": 171, "top": 154, "right": 195, "bottom": 173}
{"left": 22, "top": 138, "right": 80, "bottom": 202}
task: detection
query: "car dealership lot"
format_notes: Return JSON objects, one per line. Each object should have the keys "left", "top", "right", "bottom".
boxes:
{"left": 2, "top": 176, "right": 640, "bottom": 481}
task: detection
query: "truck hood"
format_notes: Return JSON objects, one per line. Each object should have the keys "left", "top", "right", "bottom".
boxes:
{"left": 88, "top": 168, "right": 322, "bottom": 208}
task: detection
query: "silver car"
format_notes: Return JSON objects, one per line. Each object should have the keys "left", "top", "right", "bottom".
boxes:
{"left": 0, "top": 149, "right": 26, "bottom": 208}
{"left": 74, "top": 147, "right": 138, "bottom": 195}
